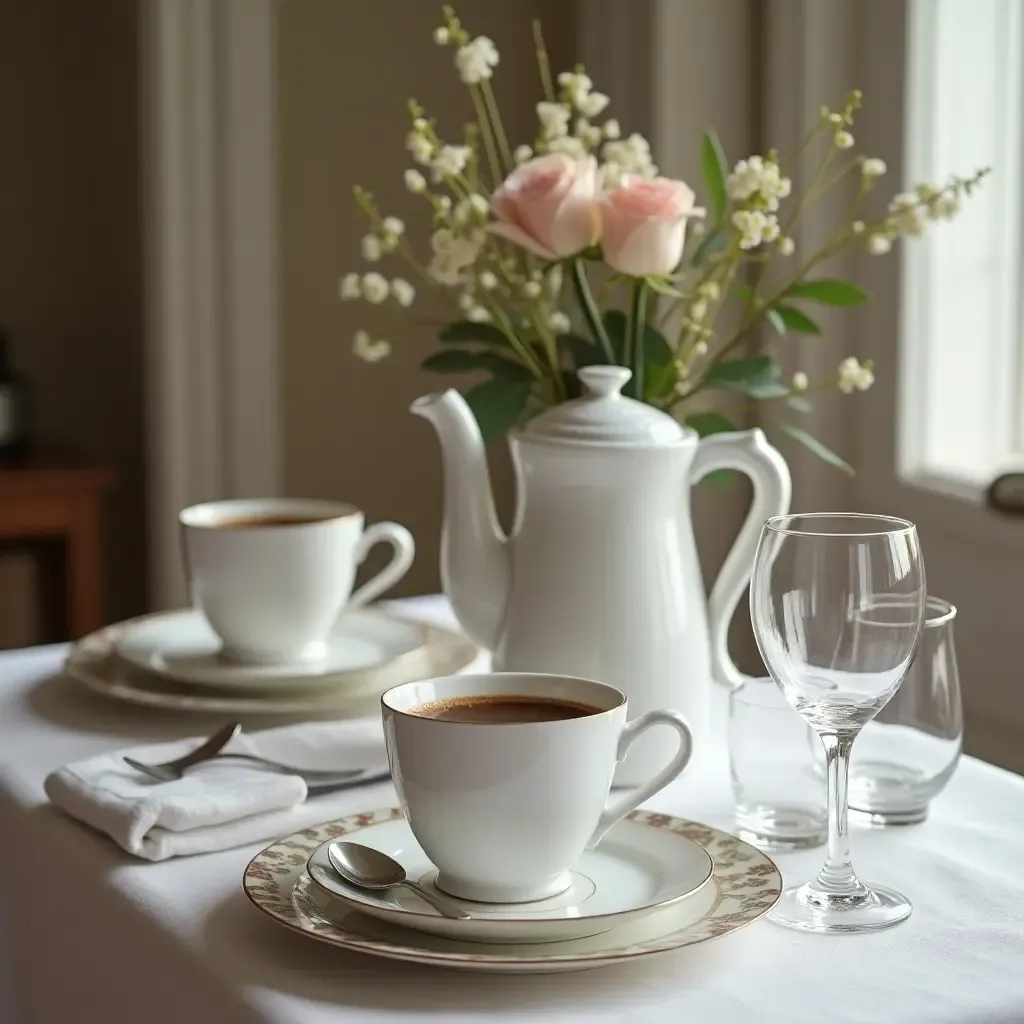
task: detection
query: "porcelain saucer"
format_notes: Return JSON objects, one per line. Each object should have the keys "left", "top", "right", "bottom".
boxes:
{"left": 114, "top": 608, "right": 431, "bottom": 689}
{"left": 244, "top": 807, "right": 782, "bottom": 974}
{"left": 306, "top": 814, "right": 713, "bottom": 944}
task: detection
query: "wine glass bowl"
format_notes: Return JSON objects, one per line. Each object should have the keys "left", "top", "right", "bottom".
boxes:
{"left": 750, "top": 513, "right": 926, "bottom": 934}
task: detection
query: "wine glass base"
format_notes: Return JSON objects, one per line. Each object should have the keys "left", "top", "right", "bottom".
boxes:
{"left": 768, "top": 882, "right": 912, "bottom": 934}
{"left": 849, "top": 805, "right": 929, "bottom": 827}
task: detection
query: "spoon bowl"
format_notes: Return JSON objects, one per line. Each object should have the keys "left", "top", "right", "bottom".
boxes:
{"left": 327, "top": 841, "right": 471, "bottom": 920}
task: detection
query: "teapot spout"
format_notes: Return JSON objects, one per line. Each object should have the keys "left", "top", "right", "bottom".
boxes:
{"left": 411, "top": 389, "right": 508, "bottom": 651}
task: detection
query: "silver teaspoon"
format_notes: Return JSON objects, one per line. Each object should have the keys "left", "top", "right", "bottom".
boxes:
{"left": 327, "top": 841, "right": 471, "bottom": 920}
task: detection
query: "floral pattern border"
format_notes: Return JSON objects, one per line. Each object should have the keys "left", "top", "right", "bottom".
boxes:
{"left": 242, "top": 807, "right": 781, "bottom": 969}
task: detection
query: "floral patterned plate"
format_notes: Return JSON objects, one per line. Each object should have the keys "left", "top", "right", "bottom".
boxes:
{"left": 243, "top": 807, "right": 781, "bottom": 974}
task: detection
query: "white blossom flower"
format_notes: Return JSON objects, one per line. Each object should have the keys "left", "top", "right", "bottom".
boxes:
{"left": 579, "top": 91, "right": 610, "bottom": 118}
{"left": 574, "top": 118, "right": 603, "bottom": 149}
{"left": 413, "top": 117, "right": 428, "bottom": 131}
{"left": 458, "top": 292, "right": 475, "bottom": 311}
{"left": 435, "top": 195, "right": 452, "bottom": 213}
{"left": 930, "top": 191, "right": 961, "bottom": 220}
{"left": 478, "top": 270, "right": 498, "bottom": 291}
{"left": 428, "top": 228, "right": 480, "bottom": 285}
{"left": 693, "top": 340, "right": 709, "bottom": 357}
{"left": 792, "top": 371, "right": 809, "bottom": 392}
{"left": 602, "top": 119, "right": 621, "bottom": 140}
{"left": 513, "top": 144, "right": 533, "bottom": 165}
{"left": 522, "top": 280, "right": 542, "bottom": 300}
{"left": 837, "top": 357, "right": 874, "bottom": 393}
{"left": 867, "top": 233, "right": 892, "bottom": 255}
{"left": 433, "top": 26, "right": 450, "bottom": 45}
{"left": 862, "top": 158, "right": 887, "bottom": 178}
{"left": 548, "top": 311, "right": 571, "bottom": 334}
{"left": 537, "top": 101, "right": 571, "bottom": 139}
{"left": 361, "top": 271, "right": 389, "bottom": 304}
{"left": 834, "top": 130, "right": 855, "bottom": 150}
{"left": 546, "top": 135, "right": 588, "bottom": 160}
{"left": 699, "top": 281, "right": 721, "bottom": 301}
{"left": 382, "top": 216, "right": 405, "bottom": 239}
{"left": 406, "top": 131, "right": 433, "bottom": 165}
{"left": 602, "top": 133, "right": 657, "bottom": 178}
{"left": 690, "top": 298, "right": 708, "bottom": 321}
{"left": 467, "top": 305, "right": 491, "bottom": 322}
{"left": 889, "top": 192, "right": 926, "bottom": 236}
{"left": 852, "top": 220, "right": 866, "bottom": 234}
{"left": 558, "top": 70, "right": 593, "bottom": 108}
{"left": 339, "top": 272, "right": 361, "bottom": 300}
{"left": 404, "top": 169, "right": 427, "bottom": 193}
{"left": 390, "top": 278, "right": 415, "bottom": 307}
{"left": 352, "top": 330, "right": 390, "bottom": 363}
{"left": 778, "top": 236, "right": 796, "bottom": 256}
{"left": 731, "top": 209, "right": 780, "bottom": 250}
{"left": 455, "top": 36, "right": 499, "bottom": 85}
{"left": 431, "top": 144, "right": 472, "bottom": 183}
{"left": 361, "top": 234, "right": 382, "bottom": 262}
{"left": 726, "top": 155, "right": 792, "bottom": 210}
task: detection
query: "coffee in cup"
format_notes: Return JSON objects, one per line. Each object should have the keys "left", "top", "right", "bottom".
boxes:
{"left": 180, "top": 498, "right": 414, "bottom": 666}
{"left": 382, "top": 672, "right": 693, "bottom": 904}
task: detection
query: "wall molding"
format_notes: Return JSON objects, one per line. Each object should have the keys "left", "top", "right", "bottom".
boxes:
{"left": 141, "top": 0, "right": 281, "bottom": 609}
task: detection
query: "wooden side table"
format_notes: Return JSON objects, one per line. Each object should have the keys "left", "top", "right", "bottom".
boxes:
{"left": 0, "top": 450, "right": 115, "bottom": 641}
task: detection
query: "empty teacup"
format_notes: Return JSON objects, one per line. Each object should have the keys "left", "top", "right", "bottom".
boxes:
{"left": 381, "top": 672, "right": 693, "bottom": 904}
{"left": 180, "top": 498, "right": 414, "bottom": 666}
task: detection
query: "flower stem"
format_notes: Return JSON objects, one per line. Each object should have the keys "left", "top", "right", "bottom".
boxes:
{"left": 470, "top": 86, "right": 502, "bottom": 189}
{"left": 532, "top": 20, "right": 556, "bottom": 102}
{"left": 480, "top": 80, "right": 513, "bottom": 173}
{"left": 571, "top": 259, "right": 615, "bottom": 363}
{"left": 629, "top": 279, "right": 648, "bottom": 400}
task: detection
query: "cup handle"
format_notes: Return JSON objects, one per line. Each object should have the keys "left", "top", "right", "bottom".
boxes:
{"left": 349, "top": 522, "right": 415, "bottom": 608}
{"left": 586, "top": 710, "right": 693, "bottom": 849}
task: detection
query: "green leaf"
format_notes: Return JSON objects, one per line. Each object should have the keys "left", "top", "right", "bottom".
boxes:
{"left": 735, "top": 284, "right": 755, "bottom": 304}
{"left": 563, "top": 333, "right": 603, "bottom": 369}
{"left": 778, "top": 423, "right": 855, "bottom": 475}
{"left": 769, "top": 305, "right": 822, "bottom": 335}
{"left": 691, "top": 228, "right": 729, "bottom": 267}
{"left": 787, "top": 395, "right": 813, "bottom": 414}
{"left": 462, "top": 378, "right": 533, "bottom": 444}
{"left": 421, "top": 349, "right": 532, "bottom": 380}
{"left": 700, "top": 130, "right": 729, "bottom": 224}
{"left": 705, "top": 357, "right": 789, "bottom": 399}
{"left": 642, "top": 326, "right": 675, "bottom": 400}
{"left": 702, "top": 470, "right": 736, "bottom": 488}
{"left": 685, "top": 412, "right": 737, "bottom": 437}
{"left": 438, "top": 321, "right": 512, "bottom": 346}
{"left": 646, "top": 277, "right": 686, "bottom": 299}
{"left": 783, "top": 279, "right": 868, "bottom": 307}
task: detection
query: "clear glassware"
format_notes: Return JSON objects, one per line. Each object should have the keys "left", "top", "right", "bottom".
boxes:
{"left": 847, "top": 596, "right": 962, "bottom": 824}
{"left": 729, "top": 679, "right": 827, "bottom": 850}
{"left": 750, "top": 513, "right": 926, "bottom": 934}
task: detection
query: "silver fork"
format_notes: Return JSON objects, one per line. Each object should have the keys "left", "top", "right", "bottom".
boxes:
{"left": 122, "top": 722, "right": 365, "bottom": 783}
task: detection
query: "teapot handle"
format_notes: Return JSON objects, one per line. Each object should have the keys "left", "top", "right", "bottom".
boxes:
{"left": 690, "top": 429, "right": 791, "bottom": 688}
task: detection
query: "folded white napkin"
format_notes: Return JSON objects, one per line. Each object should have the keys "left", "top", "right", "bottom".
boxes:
{"left": 44, "top": 719, "right": 389, "bottom": 861}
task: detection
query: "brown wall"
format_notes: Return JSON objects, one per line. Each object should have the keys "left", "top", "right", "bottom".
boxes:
{"left": 0, "top": 0, "right": 145, "bottom": 644}
{"left": 277, "top": 0, "right": 575, "bottom": 596}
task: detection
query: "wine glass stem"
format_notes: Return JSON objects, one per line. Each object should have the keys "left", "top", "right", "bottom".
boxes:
{"left": 814, "top": 732, "right": 868, "bottom": 897}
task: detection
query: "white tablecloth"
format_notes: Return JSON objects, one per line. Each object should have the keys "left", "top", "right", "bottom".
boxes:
{"left": 1, "top": 595, "right": 1023, "bottom": 1024}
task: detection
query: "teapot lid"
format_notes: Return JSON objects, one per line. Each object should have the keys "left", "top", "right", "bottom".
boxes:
{"left": 522, "top": 366, "right": 687, "bottom": 445}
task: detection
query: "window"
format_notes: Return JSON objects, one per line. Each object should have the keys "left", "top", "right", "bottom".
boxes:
{"left": 899, "top": 0, "right": 1024, "bottom": 500}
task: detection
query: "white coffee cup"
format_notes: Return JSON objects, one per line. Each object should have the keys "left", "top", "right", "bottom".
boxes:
{"left": 381, "top": 672, "right": 693, "bottom": 904}
{"left": 180, "top": 498, "right": 414, "bottom": 665}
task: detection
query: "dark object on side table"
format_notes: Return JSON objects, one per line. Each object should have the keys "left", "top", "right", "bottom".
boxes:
{"left": 0, "top": 328, "right": 30, "bottom": 460}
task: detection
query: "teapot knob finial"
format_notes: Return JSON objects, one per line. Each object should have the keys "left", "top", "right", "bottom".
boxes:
{"left": 578, "top": 365, "right": 632, "bottom": 399}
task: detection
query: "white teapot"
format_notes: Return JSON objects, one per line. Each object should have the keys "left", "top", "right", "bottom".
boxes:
{"left": 412, "top": 365, "right": 791, "bottom": 784}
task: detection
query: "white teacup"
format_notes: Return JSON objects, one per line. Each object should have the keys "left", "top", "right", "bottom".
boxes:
{"left": 180, "top": 498, "right": 414, "bottom": 666}
{"left": 382, "top": 672, "right": 693, "bottom": 904}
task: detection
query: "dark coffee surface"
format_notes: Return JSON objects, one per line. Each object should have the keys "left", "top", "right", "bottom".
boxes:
{"left": 211, "top": 514, "right": 331, "bottom": 529}
{"left": 410, "top": 694, "right": 601, "bottom": 723}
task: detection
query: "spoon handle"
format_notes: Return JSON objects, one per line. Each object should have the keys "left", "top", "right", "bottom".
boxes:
{"left": 401, "top": 880, "right": 471, "bottom": 920}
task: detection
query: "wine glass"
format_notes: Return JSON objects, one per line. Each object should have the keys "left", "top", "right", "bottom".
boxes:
{"left": 750, "top": 513, "right": 926, "bottom": 933}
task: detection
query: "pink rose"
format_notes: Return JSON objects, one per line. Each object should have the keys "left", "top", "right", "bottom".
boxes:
{"left": 601, "top": 176, "right": 705, "bottom": 277}
{"left": 489, "top": 154, "right": 601, "bottom": 260}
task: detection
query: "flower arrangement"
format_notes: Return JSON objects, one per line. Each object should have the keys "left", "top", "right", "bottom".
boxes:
{"left": 340, "top": 6, "right": 986, "bottom": 471}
